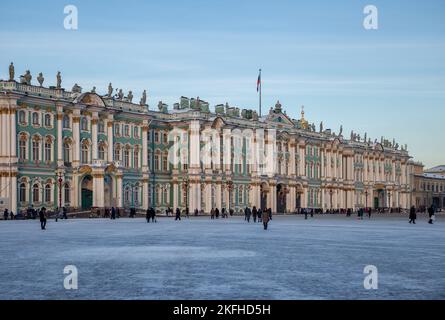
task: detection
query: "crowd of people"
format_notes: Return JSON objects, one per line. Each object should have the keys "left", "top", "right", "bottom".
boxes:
{"left": 1, "top": 203, "right": 440, "bottom": 230}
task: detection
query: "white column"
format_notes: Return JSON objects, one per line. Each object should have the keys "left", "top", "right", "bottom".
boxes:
{"left": 72, "top": 112, "right": 80, "bottom": 166}
{"left": 116, "top": 173, "right": 123, "bottom": 207}
{"left": 173, "top": 182, "right": 178, "bottom": 210}
{"left": 216, "top": 182, "right": 222, "bottom": 209}
{"left": 91, "top": 113, "right": 98, "bottom": 160}
{"left": 107, "top": 116, "right": 114, "bottom": 163}
{"left": 57, "top": 105, "right": 63, "bottom": 166}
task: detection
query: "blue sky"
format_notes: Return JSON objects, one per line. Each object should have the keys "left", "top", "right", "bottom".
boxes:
{"left": 1, "top": 0, "right": 444, "bottom": 167}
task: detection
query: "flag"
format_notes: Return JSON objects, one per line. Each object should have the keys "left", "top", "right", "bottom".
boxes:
{"left": 257, "top": 71, "right": 261, "bottom": 92}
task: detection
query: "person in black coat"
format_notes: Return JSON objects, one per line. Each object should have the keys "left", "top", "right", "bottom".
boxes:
{"left": 150, "top": 207, "right": 157, "bottom": 223}
{"left": 409, "top": 206, "right": 417, "bottom": 224}
{"left": 3, "top": 209, "right": 9, "bottom": 220}
{"left": 252, "top": 206, "right": 258, "bottom": 223}
{"left": 39, "top": 207, "right": 47, "bottom": 230}
{"left": 63, "top": 206, "right": 68, "bottom": 219}
{"left": 146, "top": 208, "right": 151, "bottom": 223}
{"left": 268, "top": 208, "right": 272, "bottom": 220}
{"left": 428, "top": 205, "right": 435, "bottom": 224}
{"left": 175, "top": 208, "right": 181, "bottom": 221}
{"left": 185, "top": 207, "right": 189, "bottom": 219}
{"left": 245, "top": 207, "right": 251, "bottom": 223}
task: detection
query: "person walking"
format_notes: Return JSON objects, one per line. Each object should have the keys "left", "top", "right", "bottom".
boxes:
{"left": 185, "top": 207, "right": 190, "bottom": 219}
{"left": 269, "top": 208, "right": 273, "bottom": 220}
{"left": 262, "top": 208, "right": 270, "bottom": 230}
{"left": 175, "top": 208, "right": 181, "bottom": 221}
{"left": 210, "top": 208, "right": 215, "bottom": 219}
{"left": 39, "top": 207, "right": 47, "bottom": 230}
{"left": 409, "top": 206, "right": 417, "bottom": 224}
{"left": 252, "top": 206, "right": 258, "bottom": 223}
{"left": 258, "top": 208, "right": 262, "bottom": 222}
{"left": 215, "top": 208, "right": 220, "bottom": 219}
{"left": 303, "top": 208, "right": 308, "bottom": 220}
{"left": 367, "top": 208, "right": 372, "bottom": 219}
{"left": 63, "top": 206, "right": 68, "bottom": 219}
{"left": 3, "top": 209, "right": 8, "bottom": 221}
{"left": 146, "top": 207, "right": 151, "bottom": 223}
{"left": 151, "top": 207, "right": 157, "bottom": 223}
{"left": 428, "top": 205, "right": 435, "bottom": 224}
{"left": 245, "top": 207, "right": 251, "bottom": 223}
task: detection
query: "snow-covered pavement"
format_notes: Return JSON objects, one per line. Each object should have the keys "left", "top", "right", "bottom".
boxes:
{"left": 0, "top": 215, "right": 443, "bottom": 300}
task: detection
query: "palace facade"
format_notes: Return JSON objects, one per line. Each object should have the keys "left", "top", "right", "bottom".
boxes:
{"left": 0, "top": 65, "right": 417, "bottom": 214}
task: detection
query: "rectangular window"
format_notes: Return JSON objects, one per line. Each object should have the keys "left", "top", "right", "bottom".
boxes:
{"left": 32, "top": 142, "right": 40, "bottom": 161}
{"left": 45, "top": 143, "right": 51, "bottom": 162}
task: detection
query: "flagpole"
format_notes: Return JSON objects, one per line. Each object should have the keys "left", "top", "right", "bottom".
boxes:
{"left": 259, "top": 68, "right": 262, "bottom": 117}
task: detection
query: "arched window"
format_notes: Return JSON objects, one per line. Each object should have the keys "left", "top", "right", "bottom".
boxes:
{"left": 44, "top": 184, "right": 51, "bottom": 203}
{"left": 98, "top": 120, "right": 105, "bottom": 133}
{"left": 154, "top": 150, "right": 160, "bottom": 171}
{"left": 162, "top": 151, "right": 168, "bottom": 171}
{"left": 18, "top": 110, "right": 26, "bottom": 124}
{"left": 124, "top": 148, "right": 130, "bottom": 167}
{"left": 44, "top": 114, "right": 52, "bottom": 127}
{"left": 19, "top": 183, "right": 27, "bottom": 202}
{"left": 32, "top": 112, "right": 39, "bottom": 125}
{"left": 63, "top": 141, "right": 71, "bottom": 163}
{"left": 32, "top": 137, "right": 40, "bottom": 161}
{"left": 134, "top": 148, "right": 139, "bottom": 168}
{"left": 134, "top": 185, "right": 140, "bottom": 206}
{"left": 19, "top": 135, "right": 27, "bottom": 160}
{"left": 44, "top": 138, "right": 52, "bottom": 162}
{"left": 114, "top": 144, "right": 121, "bottom": 161}
{"left": 32, "top": 184, "right": 40, "bottom": 203}
{"left": 81, "top": 141, "right": 89, "bottom": 163}
{"left": 124, "top": 186, "right": 131, "bottom": 205}
{"left": 63, "top": 115, "right": 70, "bottom": 128}
{"left": 163, "top": 185, "right": 168, "bottom": 204}
{"left": 81, "top": 117, "right": 88, "bottom": 131}
{"left": 64, "top": 183, "right": 71, "bottom": 205}
{"left": 98, "top": 144, "right": 106, "bottom": 160}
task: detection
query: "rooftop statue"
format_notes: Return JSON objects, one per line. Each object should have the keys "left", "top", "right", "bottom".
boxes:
{"left": 107, "top": 83, "right": 113, "bottom": 97}
{"left": 20, "top": 70, "right": 32, "bottom": 85}
{"left": 91, "top": 86, "right": 96, "bottom": 93}
{"left": 56, "top": 71, "right": 62, "bottom": 89}
{"left": 364, "top": 132, "right": 367, "bottom": 142}
{"left": 72, "top": 83, "right": 82, "bottom": 93}
{"left": 115, "top": 89, "right": 124, "bottom": 100}
{"left": 37, "top": 72, "right": 44, "bottom": 87}
{"left": 140, "top": 89, "right": 147, "bottom": 106}
{"left": 339, "top": 125, "right": 343, "bottom": 136}
{"left": 127, "top": 91, "right": 133, "bottom": 103}
{"left": 9, "top": 62, "right": 14, "bottom": 81}
{"left": 320, "top": 121, "right": 323, "bottom": 133}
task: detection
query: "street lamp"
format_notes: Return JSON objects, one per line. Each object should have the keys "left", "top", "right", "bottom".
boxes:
{"left": 365, "top": 190, "right": 369, "bottom": 209}
{"left": 56, "top": 171, "right": 63, "bottom": 221}
{"left": 329, "top": 189, "right": 333, "bottom": 210}
{"left": 182, "top": 177, "right": 189, "bottom": 209}
{"left": 226, "top": 180, "right": 234, "bottom": 210}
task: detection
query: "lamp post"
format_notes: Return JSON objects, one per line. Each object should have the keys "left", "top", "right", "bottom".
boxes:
{"left": 365, "top": 190, "right": 369, "bottom": 209}
{"left": 182, "top": 177, "right": 189, "bottom": 210}
{"left": 329, "top": 189, "right": 333, "bottom": 210}
{"left": 226, "top": 180, "right": 234, "bottom": 210}
{"left": 56, "top": 171, "right": 63, "bottom": 221}
{"left": 388, "top": 191, "right": 392, "bottom": 212}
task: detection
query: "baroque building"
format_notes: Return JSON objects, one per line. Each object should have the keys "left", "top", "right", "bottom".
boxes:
{"left": 0, "top": 65, "right": 416, "bottom": 215}
{"left": 411, "top": 163, "right": 445, "bottom": 210}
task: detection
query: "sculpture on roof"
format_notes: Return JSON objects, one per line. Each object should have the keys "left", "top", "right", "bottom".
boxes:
{"left": 319, "top": 121, "right": 323, "bottom": 133}
{"left": 339, "top": 125, "right": 343, "bottom": 136}
{"left": 91, "top": 86, "right": 96, "bottom": 93}
{"left": 56, "top": 71, "right": 62, "bottom": 89}
{"left": 9, "top": 62, "right": 14, "bottom": 81}
{"left": 20, "top": 70, "right": 32, "bottom": 85}
{"left": 140, "top": 89, "right": 147, "bottom": 106}
{"left": 107, "top": 83, "right": 113, "bottom": 97}
{"left": 115, "top": 89, "right": 124, "bottom": 100}
{"left": 127, "top": 91, "right": 133, "bottom": 103}
{"left": 72, "top": 83, "right": 82, "bottom": 93}
{"left": 37, "top": 73, "right": 44, "bottom": 87}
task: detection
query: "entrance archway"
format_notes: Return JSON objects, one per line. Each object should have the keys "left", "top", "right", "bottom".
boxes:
{"left": 260, "top": 182, "right": 269, "bottom": 210}
{"left": 277, "top": 183, "right": 287, "bottom": 213}
{"left": 81, "top": 175, "right": 93, "bottom": 209}
{"left": 104, "top": 175, "right": 114, "bottom": 207}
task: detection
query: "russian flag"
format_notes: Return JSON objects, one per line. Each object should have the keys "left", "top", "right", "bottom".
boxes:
{"left": 257, "top": 71, "right": 261, "bottom": 92}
